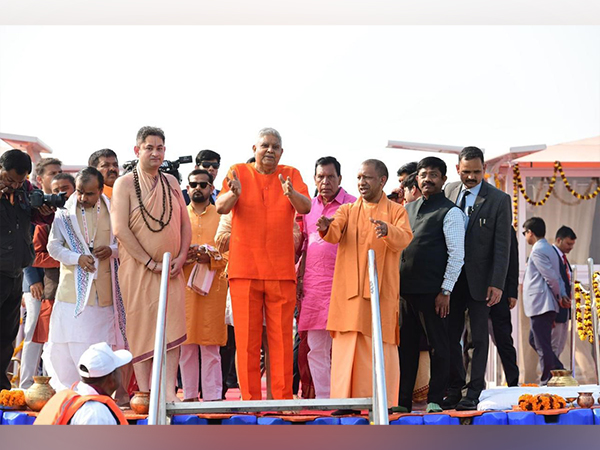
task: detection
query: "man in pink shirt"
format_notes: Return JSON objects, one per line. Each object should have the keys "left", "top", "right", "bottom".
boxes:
{"left": 297, "top": 157, "right": 356, "bottom": 399}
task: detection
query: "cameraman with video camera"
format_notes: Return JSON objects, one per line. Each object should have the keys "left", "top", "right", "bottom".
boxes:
{"left": 0, "top": 149, "right": 54, "bottom": 390}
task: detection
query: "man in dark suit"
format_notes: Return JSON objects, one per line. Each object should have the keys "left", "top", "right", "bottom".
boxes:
{"left": 442, "top": 146, "right": 512, "bottom": 410}
{"left": 489, "top": 225, "right": 520, "bottom": 386}
{"left": 551, "top": 226, "right": 576, "bottom": 358}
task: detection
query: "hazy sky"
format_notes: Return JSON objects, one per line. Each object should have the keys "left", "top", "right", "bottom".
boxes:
{"left": 1, "top": 26, "right": 598, "bottom": 194}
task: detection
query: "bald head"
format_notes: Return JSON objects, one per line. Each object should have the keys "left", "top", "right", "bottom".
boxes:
{"left": 362, "top": 159, "right": 388, "bottom": 181}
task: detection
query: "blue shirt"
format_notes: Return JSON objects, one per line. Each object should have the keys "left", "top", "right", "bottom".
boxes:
{"left": 456, "top": 181, "right": 482, "bottom": 227}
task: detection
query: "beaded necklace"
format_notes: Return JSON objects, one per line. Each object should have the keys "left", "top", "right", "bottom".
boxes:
{"left": 133, "top": 165, "right": 173, "bottom": 233}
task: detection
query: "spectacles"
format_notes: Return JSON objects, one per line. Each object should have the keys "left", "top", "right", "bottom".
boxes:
{"left": 522, "top": 229, "right": 529, "bottom": 236}
{"left": 200, "top": 162, "right": 220, "bottom": 169}
{"left": 189, "top": 181, "right": 212, "bottom": 189}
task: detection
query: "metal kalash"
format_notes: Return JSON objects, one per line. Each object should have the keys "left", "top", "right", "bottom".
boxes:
{"left": 147, "top": 250, "right": 390, "bottom": 425}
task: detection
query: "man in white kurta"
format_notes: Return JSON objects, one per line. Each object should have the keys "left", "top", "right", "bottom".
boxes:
{"left": 45, "top": 167, "right": 126, "bottom": 391}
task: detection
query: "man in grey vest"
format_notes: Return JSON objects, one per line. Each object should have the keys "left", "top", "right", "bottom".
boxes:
{"left": 443, "top": 146, "right": 512, "bottom": 410}
{"left": 398, "top": 157, "right": 465, "bottom": 413}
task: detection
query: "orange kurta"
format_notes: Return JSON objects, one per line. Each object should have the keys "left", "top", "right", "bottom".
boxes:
{"left": 118, "top": 171, "right": 187, "bottom": 363}
{"left": 221, "top": 163, "right": 309, "bottom": 281}
{"left": 322, "top": 195, "right": 412, "bottom": 406}
{"left": 183, "top": 204, "right": 228, "bottom": 346}
{"left": 323, "top": 195, "right": 412, "bottom": 345}
{"left": 103, "top": 185, "right": 113, "bottom": 199}
{"left": 220, "top": 163, "right": 310, "bottom": 400}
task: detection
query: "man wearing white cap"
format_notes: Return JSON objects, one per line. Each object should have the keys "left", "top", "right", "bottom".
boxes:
{"left": 35, "top": 342, "right": 132, "bottom": 425}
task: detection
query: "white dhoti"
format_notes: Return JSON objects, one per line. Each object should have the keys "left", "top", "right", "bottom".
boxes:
{"left": 43, "top": 299, "right": 115, "bottom": 391}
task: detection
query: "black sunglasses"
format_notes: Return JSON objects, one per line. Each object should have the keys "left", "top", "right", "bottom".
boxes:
{"left": 522, "top": 229, "right": 529, "bottom": 236}
{"left": 189, "top": 181, "right": 212, "bottom": 189}
{"left": 200, "top": 162, "right": 220, "bottom": 169}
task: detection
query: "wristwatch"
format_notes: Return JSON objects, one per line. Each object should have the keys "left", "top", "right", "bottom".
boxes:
{"left": 441, "top": 289, "right": 451, "bottom": 296}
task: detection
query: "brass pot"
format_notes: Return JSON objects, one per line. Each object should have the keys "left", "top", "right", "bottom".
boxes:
{"left": 24, "top": 376, "right": 56, "bottom": 412}
{"left": 577, "top": 392, "right": 594, "bottom": 408}
{"left": 547, "top": 369, "right": 579, "bottom": 387}
{"left": 130, "top": 391, "right": 150, "bottom": 415}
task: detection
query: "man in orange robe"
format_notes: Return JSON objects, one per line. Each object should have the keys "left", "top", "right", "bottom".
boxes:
{"left": 179, "top": 169, "right": 228, "bottom": 401}
{"left": 317, "top": 159, "right": 412, "bottom": 408}
{"left": 216, "top": 128, "right": 311, "bottom": 400}
{"left": 112, "top": 126, "right": 191, "bottom": 402}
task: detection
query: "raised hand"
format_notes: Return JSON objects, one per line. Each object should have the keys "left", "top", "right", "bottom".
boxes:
{"left": 279, "top": 174, "right": 294, "bottom": 197}
{"left": 226, "top": 170, "right": 241, "bottom": 197}
{"left": 316, "top": 215, "right": 334, "bottom": 232}
{"left": 369, "top": 217, "right": 388, "bottom": 238}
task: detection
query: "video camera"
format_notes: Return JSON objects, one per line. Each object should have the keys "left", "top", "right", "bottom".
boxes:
{"left": 27, "top": 189, "right": 67, "bottom": 209}
{"left": 123, "top": 156, "right": 193, "bottom": 183}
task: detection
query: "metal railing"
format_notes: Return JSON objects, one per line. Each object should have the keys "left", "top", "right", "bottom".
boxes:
{"left": 367, "top": 249, "right": 389, "bottom": 425}
{"left": 147, "top": 252, "right": 172, "bottom": 425}
{"left": 148, "top": 248, "right": 390, "bottom": 424}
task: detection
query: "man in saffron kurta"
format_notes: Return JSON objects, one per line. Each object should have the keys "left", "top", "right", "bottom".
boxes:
{"left": 298, "top": 156, "right": 356, "bottom": 399}
{"left": 216, "top": 128, "right": 311, "bottom": 400}
{"left": 112, "top": 127, "right": 191, "bottom": 402}
{"left": 179, "top": 170, "right": 228, "bottom": 401}
{"left": 317, "top": 159, "right": 412, "bottom": 408}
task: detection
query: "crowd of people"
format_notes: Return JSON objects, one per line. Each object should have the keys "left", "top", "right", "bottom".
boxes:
{"left": 0, "top": 126, "right": 579, "bottom": 423}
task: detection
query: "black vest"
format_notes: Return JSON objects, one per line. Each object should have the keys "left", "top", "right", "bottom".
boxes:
{"left": 400, "top": 192, "right": 457, "bottom": 295}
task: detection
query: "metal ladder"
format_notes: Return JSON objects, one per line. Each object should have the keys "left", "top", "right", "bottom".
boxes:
{"left": 147, "top": 249, "right": 390, "bottom": 425}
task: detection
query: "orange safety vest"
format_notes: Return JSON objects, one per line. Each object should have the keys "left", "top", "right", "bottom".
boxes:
{"left": 34, "top": 389, "right": 129, "bottom": 425}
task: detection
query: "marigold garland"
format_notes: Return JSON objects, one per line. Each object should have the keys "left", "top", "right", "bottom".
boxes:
{"left": 512, "top": 180, "right": 519, "bottom": 228}
{"left": 513, "top": 163, "right": 557, "bottom": 207}
{"left": 574, "top": 272, "right": 600, "bottom": 343}
{"left": 557, "top": 164, "right": 600, "bottom": 200}
{"left": 0, "top": 389, "right": 26, "bottom": 407}
{"left": 518, "top": 393, "right": 566, "bottom": 411}
{"left": 510, "top": 161, "right": 599, "bottom": 227}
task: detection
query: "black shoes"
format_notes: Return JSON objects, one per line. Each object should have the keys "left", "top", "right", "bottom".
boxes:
{"left": 455, "top": 398, "right": 478, "bottom": 411}
{"left": 441, "top": 395, "right": 461, "bottom": 410}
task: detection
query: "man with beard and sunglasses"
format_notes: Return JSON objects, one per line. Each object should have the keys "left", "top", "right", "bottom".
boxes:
{"left": 179, "top": 169, "right": 228, "bottom": 402}
{"left": 195, "top": 150, "right": 221, "bottom": 203}
{"left": 89, "top": 149, "right": 120, "bottom": 199}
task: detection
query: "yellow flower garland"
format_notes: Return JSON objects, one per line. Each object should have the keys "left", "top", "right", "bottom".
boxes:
{"left": 518, "top": 393, "right": 566, "bottom": 411}
{"left": 574, "top": 272, "right": 600, "bottom": 343}
{"left": 557, "top": 164, "right": 600, "bottom": 200}
{"left": 0, "top": 389, "right": 26, "bottom": 407}
{"left": 513, "top": 163, "right": 557, "bottom": 207}
{"left": 510, "top": 161, "right": 599, "bottom": 227}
